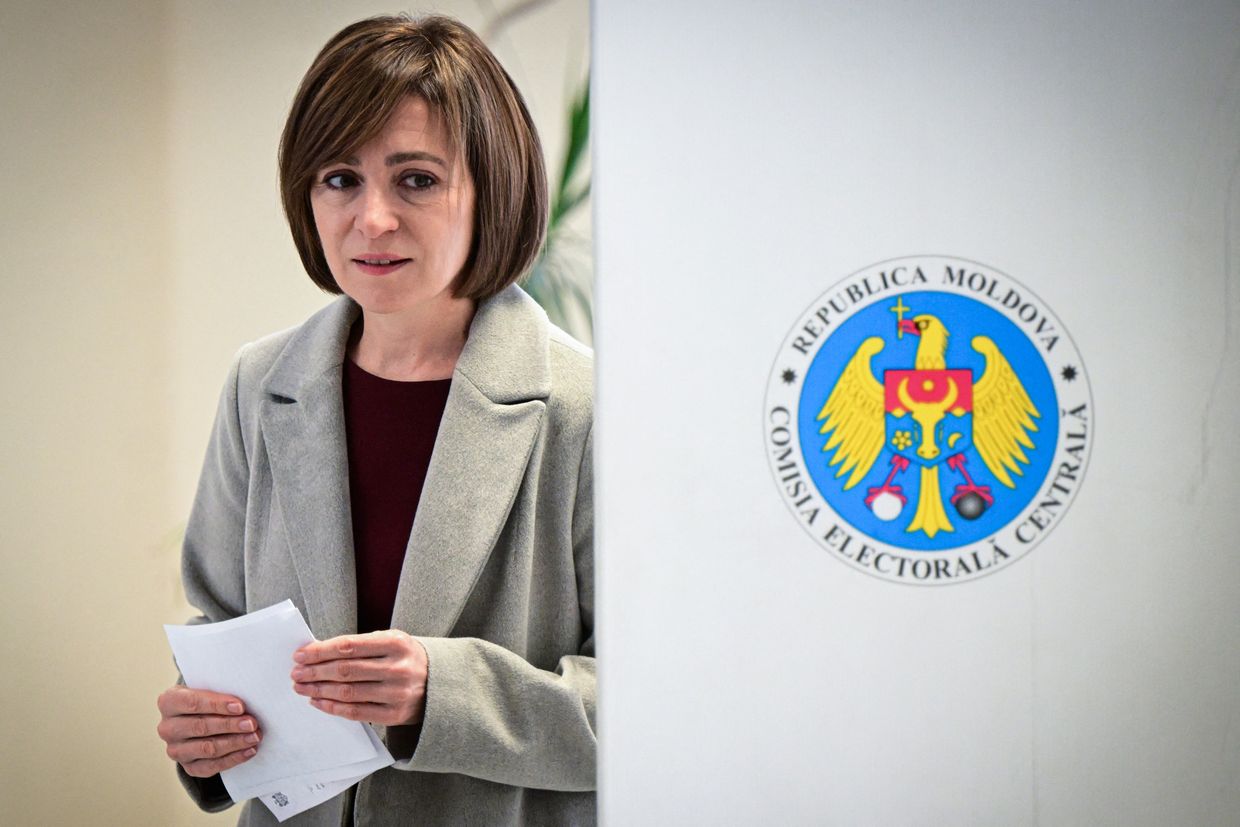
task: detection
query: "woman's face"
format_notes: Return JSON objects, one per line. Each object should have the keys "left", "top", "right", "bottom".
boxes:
{"left": 310, "top": 96, "right": 475, "bottom": 318}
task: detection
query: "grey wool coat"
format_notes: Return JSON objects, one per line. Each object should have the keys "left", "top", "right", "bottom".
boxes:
{"left": 177, "top": 285, "right": 596, "bottom": 826}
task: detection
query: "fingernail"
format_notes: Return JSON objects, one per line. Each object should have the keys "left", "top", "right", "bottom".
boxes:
{"left": 291, "top": 667, "right": 306, "bottom": 679}
{"left": 227, "top": 702, "right": 243, "bottom": 714}
{"left": 293, "top": 651, "right": 307, "bottom": 663}
{"left": 245, "top": 733, "right": 260, "bottom": 744}
{"left": 244, "top": 748, "right": 257, "bottom": 757}
{"left": 239, "top": 719, "right": 255, "bottom": 732}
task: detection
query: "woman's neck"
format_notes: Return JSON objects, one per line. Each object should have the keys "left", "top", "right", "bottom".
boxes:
{"left": 347, "top": 297, "right": 476, "bottom": 381}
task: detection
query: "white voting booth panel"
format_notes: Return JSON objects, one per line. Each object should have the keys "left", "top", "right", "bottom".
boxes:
{"left": 593, "top": 2, "right": 1240, "bottom": 825}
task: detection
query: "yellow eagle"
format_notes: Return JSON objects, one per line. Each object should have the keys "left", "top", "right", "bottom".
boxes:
{"left": 815, "top": 313, "right": 1040, "bottom": 537}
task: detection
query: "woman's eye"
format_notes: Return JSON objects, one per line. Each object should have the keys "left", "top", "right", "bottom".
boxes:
{"left": 401, "top": 172, "right": 437, "bottom": 190}
{"left": 322, "top": 172, "right": 358, "bottom": 190}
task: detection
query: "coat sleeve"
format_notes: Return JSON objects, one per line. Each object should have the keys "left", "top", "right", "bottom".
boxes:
{"left": 174, "top": 346, "right": 252, "bottom": 812}
{"left": 182, "top": 345, "right": 250, "bottom": 625}
{"left": 393, "top": 426, "right": 596, "bottom": 792}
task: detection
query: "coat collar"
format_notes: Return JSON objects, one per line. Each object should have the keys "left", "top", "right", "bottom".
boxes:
{"left": 262, "top": 285, "right": 551, "bottom": 405}
{"left": 259, "top": 285, "right": 550, "bottom": 639}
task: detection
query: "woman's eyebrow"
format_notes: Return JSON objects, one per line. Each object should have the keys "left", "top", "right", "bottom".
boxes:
{"left": 341, "top": 151, "right": 448, "bottom": 167}
{"left": 388, "top": 151, "right": 447, "bottom": 167}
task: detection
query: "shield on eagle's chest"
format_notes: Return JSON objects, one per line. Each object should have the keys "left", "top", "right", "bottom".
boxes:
{"left": 883, "top": 369, "right": 974, "bottom": 468}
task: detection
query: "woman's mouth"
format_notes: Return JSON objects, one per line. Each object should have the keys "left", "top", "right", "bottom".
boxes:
{"left": 353, "top": 257, "right": 411, "bottom": 276}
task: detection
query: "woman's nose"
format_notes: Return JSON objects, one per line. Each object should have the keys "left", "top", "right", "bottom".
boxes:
{"left": 356, "top": 188, "right": 400, "bottom": 238}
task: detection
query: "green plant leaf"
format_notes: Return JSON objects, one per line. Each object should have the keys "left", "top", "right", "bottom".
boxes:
{"left": 557, "top": 80, "right": 590, "bottom": 199}
{"left": 525, "top": 71, "right": 593, "bottom": 343}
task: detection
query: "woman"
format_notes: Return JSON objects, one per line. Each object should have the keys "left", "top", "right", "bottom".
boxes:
{"left": 155, "top": 15, "right": 595, "bottom": 826}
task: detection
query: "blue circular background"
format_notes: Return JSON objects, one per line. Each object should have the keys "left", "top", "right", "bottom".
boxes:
{"left": 797, "top": 290, "right": 1058, "bottom": 551}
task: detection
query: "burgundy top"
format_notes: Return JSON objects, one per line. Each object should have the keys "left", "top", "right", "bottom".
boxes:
{"left": 342, "top": 357, "right": 452, "bottom": 635}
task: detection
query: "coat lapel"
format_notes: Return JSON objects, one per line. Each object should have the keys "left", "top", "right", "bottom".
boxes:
{"left": 260, "top": 297, "right": 360, "bottom": 640}
{"left": 391, "top": 286, "right": 550, "bottom": 637}
{"left": 256, "top": 286, "right": 551, "bottom": 641}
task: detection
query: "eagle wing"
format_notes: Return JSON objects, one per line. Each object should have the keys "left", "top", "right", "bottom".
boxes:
{"left": 972, "top": 335, "right": 1040, "bottom": 488}
{"left": 815, "top": 336, "right": 886, "bottom": 490}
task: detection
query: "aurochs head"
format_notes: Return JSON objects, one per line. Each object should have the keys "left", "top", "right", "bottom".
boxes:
{"left": 896, "top": 376, "right": 959, "bottom": 460}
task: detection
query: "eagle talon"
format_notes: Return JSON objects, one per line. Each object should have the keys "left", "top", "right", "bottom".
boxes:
{"left": 945, "top": 451, "right": 993, "bottom": 520}
{"left": 865, "top": 484, "right": 907, "bottom": 507}
{"left": 864, "top": 454, "right": 912, "bottom": 522}
{"left": 950, "top": 483, "right": 994, "bottom": 506}
{"left": 865, "top": 453, "right": 912, "bottom": 507}
{"left": 865, "top": 483, "right": 907, "bottom": 522}
{"left": 945, "top": 453, "right": 994, "bottom": 505}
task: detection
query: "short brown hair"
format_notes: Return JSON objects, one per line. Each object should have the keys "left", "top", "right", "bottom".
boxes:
{"left": 279, "top": 14, "right": 547, "bottom": 300}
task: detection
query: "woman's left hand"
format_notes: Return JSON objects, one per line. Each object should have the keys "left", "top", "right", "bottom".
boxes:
{"left": 291, "top": 630, "right": 428, "bottom": 726}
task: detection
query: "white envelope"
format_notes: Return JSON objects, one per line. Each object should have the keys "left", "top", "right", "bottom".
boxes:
{"left": 164, "top": 600, "right": 394, "bottom": 819}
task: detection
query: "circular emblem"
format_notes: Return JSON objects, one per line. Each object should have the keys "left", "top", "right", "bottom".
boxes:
{"left": 765, "top": 256, "right": 1092, "bottom": 584}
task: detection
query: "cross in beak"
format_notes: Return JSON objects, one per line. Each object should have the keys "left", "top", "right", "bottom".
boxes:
{"left": 889, "top": 295, "right": 912, "bottom": 338}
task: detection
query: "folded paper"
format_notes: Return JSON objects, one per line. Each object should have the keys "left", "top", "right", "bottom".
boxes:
{"left": 165, "top": 600, "right": 394, "bottom": 821}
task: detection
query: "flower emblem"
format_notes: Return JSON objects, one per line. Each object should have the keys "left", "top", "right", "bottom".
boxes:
{"left": 891, "top": 430, "right": 913, "bottom": 450}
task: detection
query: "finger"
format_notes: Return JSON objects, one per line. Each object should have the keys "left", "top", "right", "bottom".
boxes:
{"left": 166, "top": 731, "right": 261, "bottom": 764}
{"left": 158, "top": 685, "right": 245, "bottom": 717}
{"left": 294, "top": 632, "right": 402, "bottom": 665}
{"left": 158, "top": 714, "right": 258, "bottom": 743}
{"left": 291, "top": 656, "right": 390, "bottom": 684}
{"left": 308, "top": 697, "right": 388, "bottom": 723}
{"left": 294, "top": 680, "right": 393, "bottom": 705}
{"left": 181, "top": 746, "right": 258, "bottom": 778}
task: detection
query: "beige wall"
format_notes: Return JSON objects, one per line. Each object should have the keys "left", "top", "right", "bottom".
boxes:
{"left": 0, "top": 2, "right": 587, "bottom": 824}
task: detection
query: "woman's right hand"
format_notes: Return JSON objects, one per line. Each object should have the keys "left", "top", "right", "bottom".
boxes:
{"left": 156, "top": 685, "right": 262, "bottom": 777}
